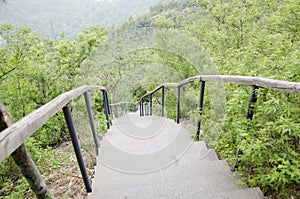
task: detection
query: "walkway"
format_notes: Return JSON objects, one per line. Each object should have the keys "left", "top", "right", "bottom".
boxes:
{"left": 88, "top": 113, "right": 263, "bottom": 199}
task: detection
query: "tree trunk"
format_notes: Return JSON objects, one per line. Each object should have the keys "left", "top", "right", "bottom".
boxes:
{"left": 0, "top": 103, "right": 53, "bottom": 199}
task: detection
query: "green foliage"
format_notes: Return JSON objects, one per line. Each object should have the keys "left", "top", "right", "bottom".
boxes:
{"left": 0, "top": 23, "right": 106, "bottom": 197}
{"left": 1, "top": 0, "right": 299, "bottom": 198}
{"left": 132, "top": 86, "right": 147, "bottom": 102}
{"left": 0, "top": 137, "right": 66, "bottom": 198}
{"left": 155, "top": 16, "right": 174, "bottom": 29}
{"left": 118, "top": 0, "right": 198, "bottom": 30}
{"left": 189, "top": 0, "right": 300, "bottom": 197}
{"left": 0, "top": 23, "right": 105, "bottom": 115}
{"left": 0, "top": 23, "right": 106, "bottom": 149}
{"left": 237, "top": 91, "right": 300, "bottom": 196}
{"left": 1, "top": 177, "right": 34, "bottom": 198}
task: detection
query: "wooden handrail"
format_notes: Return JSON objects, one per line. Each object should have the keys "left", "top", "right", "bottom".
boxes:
{"left": 141, "top": 75, "right": 300, "bottom": 101}
{"left": 0, "top": 85, "right": 106, "bottom": 163}
{"left": 110, "top": 101, "right": 130, "bottom": 106}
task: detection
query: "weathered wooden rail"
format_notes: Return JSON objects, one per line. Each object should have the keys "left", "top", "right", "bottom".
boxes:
{"left": 140, "top": 75, "right": 300, "bottom": 127}
{"left": 110, "top": 101, "right": 131, "bottom": 118}
{"left": 0, "top": 85, "right": 111, "bottom": 198}
{"left": 161, "top": 75, "right": 300, "bottom": 94}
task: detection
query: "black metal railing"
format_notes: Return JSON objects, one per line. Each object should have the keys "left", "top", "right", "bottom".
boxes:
{"left": 139, "top": 75, "right": 300, "bottom": 137}
{"left": 0, "top": 86, "right": 111, "bottom": 194}
{"left": 139, "top": 75, "right": 300, "bottom": 169}
{"left": 62, "top": 89, "right": 111, "bottom": 192}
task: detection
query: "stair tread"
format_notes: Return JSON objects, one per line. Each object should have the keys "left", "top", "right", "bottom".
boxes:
{"left": 89, "top": 114, "right": 262, "bottom": 199}
{"left": 215, "top": 187, "right": 264, "bottom": 199}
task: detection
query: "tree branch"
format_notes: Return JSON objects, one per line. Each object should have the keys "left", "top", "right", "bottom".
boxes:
{"left": 0, "top": 67, "right": 17, "bottom": 80}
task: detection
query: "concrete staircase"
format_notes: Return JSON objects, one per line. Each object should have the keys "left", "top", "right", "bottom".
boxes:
{"left": 88, "top": 113, "right": 263, "bottom": 199}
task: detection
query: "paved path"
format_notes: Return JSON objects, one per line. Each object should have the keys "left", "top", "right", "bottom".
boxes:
{"left": 89, "top": 113, "right": 263, "bottom": 199}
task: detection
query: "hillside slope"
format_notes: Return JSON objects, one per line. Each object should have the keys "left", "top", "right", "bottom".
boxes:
{"left": 0, "top": 0, "right": 162, "bottom": 38}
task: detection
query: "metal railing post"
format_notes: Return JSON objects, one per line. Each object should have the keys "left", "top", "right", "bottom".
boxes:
{"left": 102, "top": 91, "right": 110, "bottom": 129}
{"left": 150, "top": 94, "right": 153, "bottom": 116}
{"left": 62, "top": 105, "right": 92, "bottom": 193}
{"left": 104, "top": 91, "right": 112, "bottom": 125}
{"left": 141, "top": 99, "right": 144, "bottom": 116}
{"left": 115, "top": 104, "right": 119, "bottom": 118}
{"left": 196, "top": 81, "right": 206, "bottom": 140}
{"left": 176, "top": 86, "right": 181, "bottom": 124}
{"left": 139, "top": 102, "right": 142, "bottom": 116}
{"left": 120, "top": 103, "right": 123, "bottom": 116}
{"left": 119, "top": 103, "right": 122, "bottom": 116}
{"left": 161, "top": 86, "right": 165, "bottom": 117}
{"left": 233, "top": 86, "right": 258, "bottom": 171}
{"left": 84, "top": 92, "right": 100, "bottom": 155}
{"left": 246, "top": 86, "right": 258, "bottom": 120}
{"left": 109, "top": 105, "right": 113, "bottom": 119}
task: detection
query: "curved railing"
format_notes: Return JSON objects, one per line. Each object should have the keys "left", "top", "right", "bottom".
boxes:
{"left": 0, "top": 85, "right": 111, "bottom": 195}
{"left": 140, "top": 75, "right": 300, "bottom": 125}
{"left": 142, "top": 75, "right": 300, "bottom": 93}
{"left": 139, "top": 75, "right": 300, "bottom": 169}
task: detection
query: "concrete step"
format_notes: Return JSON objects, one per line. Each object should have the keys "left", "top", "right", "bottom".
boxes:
{"left": 199, "top": 148, "right": 219, "bottom": 161}
{"left": 97, "top": 130, "right": 193, "bottom": 173}
{"left": 113, "top": 114, "right": 167, "bottom": 139}
{"left": 103, "top": 118, "right": 190, "bottom": 155}
{"left": 89, "top": 159, "right": 248, "bottom": 199}
{"left": 215, "top": 187, "right": 264, "bottom": 199}
{"left": 97, "top": 135, "right": 220, "bottom": 173}
{"left": 91, "top": 140, "right": 244, "bottom": 199}
{"left": 189, "top": 139, "right": 219, "bottom": 161}
{"left": 97, "top": 117, "right": 197, "bottom": 173}
{"left": 89, "top": 114, "right": 263, "bottom": 199}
